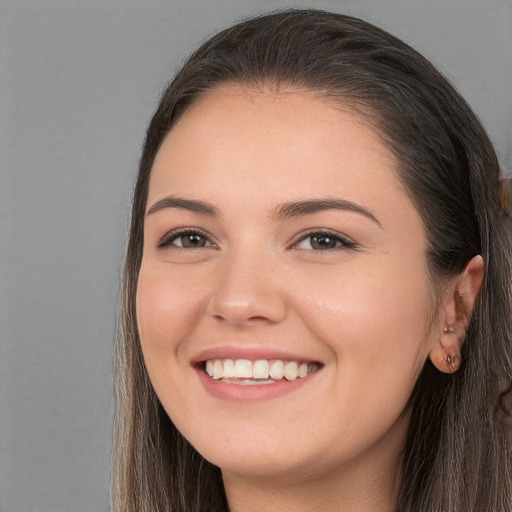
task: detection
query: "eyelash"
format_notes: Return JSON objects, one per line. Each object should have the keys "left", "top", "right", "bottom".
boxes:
{"left": 158, "top": 228, "right": 216, "bottom": 250}
{"left": 290, "top": 229, "right": 358, "bottom": 251}
{"left": 158, "top": 228, "right": 357, "bottom": 252}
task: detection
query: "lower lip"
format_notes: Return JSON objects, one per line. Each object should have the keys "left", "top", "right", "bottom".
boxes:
{"left": 195, "top": 367, "right": 320, "bottom": 402}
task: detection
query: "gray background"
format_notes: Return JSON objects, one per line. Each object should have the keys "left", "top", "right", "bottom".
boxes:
{"left": 1, "top": 1, "right": 510, "bottom": 510}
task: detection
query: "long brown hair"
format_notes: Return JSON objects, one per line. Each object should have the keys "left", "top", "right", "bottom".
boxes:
{"left": 114, "top": 10, "right": 512, "bottom": 511}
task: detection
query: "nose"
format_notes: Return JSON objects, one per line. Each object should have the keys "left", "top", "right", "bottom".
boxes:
{"left": 206, "top": 248, "right": 287, "bottom": 327}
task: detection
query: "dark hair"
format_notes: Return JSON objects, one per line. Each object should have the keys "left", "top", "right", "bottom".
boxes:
{"left": 114, "top": 9, "right": 512, "bottom": 512}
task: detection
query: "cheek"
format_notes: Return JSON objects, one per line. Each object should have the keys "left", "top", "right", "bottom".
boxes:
{"left": 294, "top": 258, "right": 434, "bottom": 375}
{"left": 295, "top": 265, "right": 434, "bottom": 450}
{"left": 135, "top": 263, "right": 209, "bottom": 417}
{"left": 136, "top": 264, "right": 204, "bottom": 356}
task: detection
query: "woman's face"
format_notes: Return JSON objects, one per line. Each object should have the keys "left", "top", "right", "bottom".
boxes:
{"left": 137, "top": 85, "right": 442, "bottom": 481}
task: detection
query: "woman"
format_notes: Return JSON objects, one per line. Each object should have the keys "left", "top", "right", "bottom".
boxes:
{"left": 114, "top": 9, "right": 512, "bottom": 512}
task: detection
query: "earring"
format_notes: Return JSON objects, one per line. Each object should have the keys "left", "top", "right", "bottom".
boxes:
{"left": 444, "top": 354, "right": 460, "bottom": 372}
{"left": 443, "top": 324, "right": 455, "bottom": 334}
{"left": 500, "top": 389, "right": 512, "bottom": 416}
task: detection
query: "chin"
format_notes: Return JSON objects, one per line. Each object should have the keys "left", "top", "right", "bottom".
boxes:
{"left": 185, "top": 426, "right": 313, "bottom": 477}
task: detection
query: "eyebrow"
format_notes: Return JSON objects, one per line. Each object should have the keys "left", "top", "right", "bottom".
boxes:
{"left": 146, "top": 196, "right": 220, "bottom": 217}
{"left": 146, "top": 195, "right": 382, "bottom": 229}
{"left": 271, "top": 197, "right": 383, "bottom": 228}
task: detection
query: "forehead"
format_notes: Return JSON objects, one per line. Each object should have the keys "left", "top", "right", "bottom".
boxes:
{"left": 149, "top": 85, "right": 400, "bottom": 204}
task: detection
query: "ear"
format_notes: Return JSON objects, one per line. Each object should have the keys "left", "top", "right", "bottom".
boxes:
{"left": 429, "top": 255, "right": 484, "bottom": 373}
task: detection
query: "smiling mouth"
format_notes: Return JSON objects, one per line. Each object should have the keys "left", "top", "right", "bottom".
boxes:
{"left": 201, "top": 358, "right": 321, "bottom": 385}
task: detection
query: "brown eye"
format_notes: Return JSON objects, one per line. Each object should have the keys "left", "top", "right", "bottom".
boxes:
{"left": 294, "top": 230, "right": 357, "bottom": 251}
{"left": 159, "top": 230, "right": 213, "bottom": 249}
{"left": 309, "top": 234, "right": 340, "bottom": 250}
{"left": 179, "top": 233, "right": 208, "bottom": 248}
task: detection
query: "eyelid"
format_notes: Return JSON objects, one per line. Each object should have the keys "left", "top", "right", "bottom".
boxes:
{"left": 157, "top": 227, "right": 218, "bottom": 249}
{"left": 156, "top": 226, "right": 356, "bottom": 251}
{"left": 289, "top": 228, "right": 358, "bottom": 250}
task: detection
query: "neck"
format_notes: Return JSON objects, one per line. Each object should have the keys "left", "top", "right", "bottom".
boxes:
{"left": 222, "top": 417, "right": 405, "bottom": 512}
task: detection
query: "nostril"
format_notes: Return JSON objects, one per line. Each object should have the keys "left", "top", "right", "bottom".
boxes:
{"left": 208, "top": 295, "right": 287, "bottom": 327}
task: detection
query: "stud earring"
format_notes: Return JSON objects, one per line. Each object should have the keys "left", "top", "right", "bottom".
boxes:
{"left": 445, "top": 354, "right": 460, "bottom": 371}
{"left": 443, "top": 324, "right": 455, "bottom": 334}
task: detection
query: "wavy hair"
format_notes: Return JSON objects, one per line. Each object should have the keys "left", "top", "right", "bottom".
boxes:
{"left": 113, "top": 9, "right": 512, "bottom": 511}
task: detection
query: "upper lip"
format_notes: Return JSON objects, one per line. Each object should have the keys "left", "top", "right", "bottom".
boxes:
{"left": 191, "top": 345, "right": 321, "bottom": 365}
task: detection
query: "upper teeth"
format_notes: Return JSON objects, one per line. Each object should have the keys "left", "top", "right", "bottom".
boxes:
{"left": 204, "top": 359, "right": 318, "bottom": 381}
